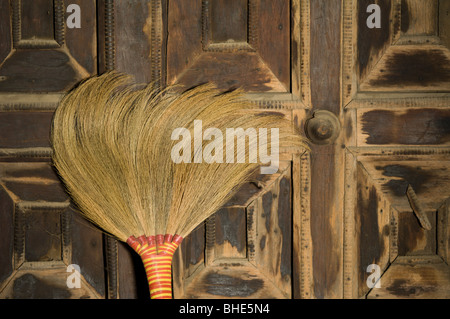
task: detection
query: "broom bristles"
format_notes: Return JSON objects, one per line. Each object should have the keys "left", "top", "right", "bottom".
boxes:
{"left": 51, "top": 72, "right": 308, "bottom": 243}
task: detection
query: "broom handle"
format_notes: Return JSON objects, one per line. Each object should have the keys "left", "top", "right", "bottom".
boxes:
{"left": 127, "top": 234, "right": 183, "bottom": 299}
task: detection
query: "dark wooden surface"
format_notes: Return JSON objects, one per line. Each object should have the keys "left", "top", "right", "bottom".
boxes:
{"left": 0, "top": 0, "right": 449, "bottom": 299}
{"left": 309, "top": 0, "right": 342, "bottom": 298}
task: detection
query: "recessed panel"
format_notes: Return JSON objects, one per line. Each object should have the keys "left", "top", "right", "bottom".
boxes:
{"left": 167, "top": 0, "right": 291, "bottom": 93}
{"left": 24, "top": 210, "right": 62, "bottom": 262}
{"left": 210, "top": 0, "right": 248, "bottom": 43}
{"left": 20, "top": 0, "right": 55, "bottom": 41}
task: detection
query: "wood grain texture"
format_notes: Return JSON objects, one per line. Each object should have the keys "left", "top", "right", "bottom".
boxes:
{"left": 0, "top": 163, "right": 105, "bottom": 298}
{"left": 0, "top": 0, "right": 94, "bottom": 92}
{"left": 0, "top": 185, "right": 14, "bottom": 285}
{"left": 214, "top": 207, "right": 247, "bottom": 259}
{"left": 181, "top": 262, "right": 286, "bottom": 299}
{"left": 361, "top": 46, "right": 450, "bottom": 91}
{"left": 356, "top": 162, "right": 390, "bottom": 297}
{"left": 0, "top": 50, "right": 81, "bottom": 92}
{"left": 253, "top": 175, "right": 292, "bottom": 297}
{"left": 367, "top": 256, "right": 450, "bottom": 299}
{"left": 357, "top": 0, "right": 392, "bottom": 81}
{"left": 359, "top": 157, "right": 450, "bottom": 213}
{"left": 397, "top": 211, "right": 436, "bottom": 255}
{"left": 114, "top": 0, "right": 166, "bottom": 85}
{"left": 11, "top": 0, "right": 65, "bottom": 49}
{"left": 437, "top": 199, "right": 449, "bottom": 264}
{"left": 0, "top": 112, "right": 54, "bottom": 149}
{"left": 343, "top": 150, "right": 357, "bottom": 299}
{"left": 0, "top": 0, "right": 108, "bottom": 298}
{"left": 358, "top": 108, "right": 450, "bottom": 146}
{"left": 19, "top": 0, "right": 55, "bottom": 41}
{"left": 293, "top": 152, "right": 313, "bottom": 298}
{"left": 0, "top": 0, "right": 11, "bottom": 64}
{"left": 0, "top": 0, "right": 448, "bottom": 300}
{"left": 343, "top": 0, "right": 450, "bottom": 109}
{"left": 209, "top": 0, "right": 248, "bottom": 43}
{"left": 70, "top": 208, "right": 106, "bottom": 297}
{"left": 172, "top": 164, "right": 294, "bottom": 299}
{"left": 440, "top": 0, "right": 450, "bottom": 49}
{"left": 401, "top": 0, "right": 438, "bottom": 36}
{"left": 64, "top": 0, "right": 97, "bottom": 75}
{"left": 309, "top": 0, "right": 342, "bottom": 298}
{"left": 344, "top": 145, "right": 450, "bottom": 298}
{"left": 166, "top": 0, "right": 290, "bottom": 93}
{"left": 0, "top": 268, "right": 102, "bottom": 299}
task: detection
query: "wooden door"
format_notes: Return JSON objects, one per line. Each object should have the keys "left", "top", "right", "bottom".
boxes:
{"left": 0, "top": 0, "right": 449, "bottom": 299}
{"left": 341, "top": 0, "right": 450, "bottom": 299}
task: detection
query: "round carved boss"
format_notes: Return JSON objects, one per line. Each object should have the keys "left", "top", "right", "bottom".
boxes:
{"left": 304, "top": 110, "right": 341, "bottom": 145}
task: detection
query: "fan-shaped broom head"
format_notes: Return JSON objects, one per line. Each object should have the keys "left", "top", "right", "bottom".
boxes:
{"left": 51, "top": 72, "right": 308, "bottom": 299}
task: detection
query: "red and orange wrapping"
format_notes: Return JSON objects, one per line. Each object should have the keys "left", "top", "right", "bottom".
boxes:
{"left": 127, "top": 234, "right": 183, "bottom": 299}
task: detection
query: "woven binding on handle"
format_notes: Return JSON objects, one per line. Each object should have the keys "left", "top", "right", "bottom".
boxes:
{"left": 127, "top": 234, "right": 183, "bottom": 299}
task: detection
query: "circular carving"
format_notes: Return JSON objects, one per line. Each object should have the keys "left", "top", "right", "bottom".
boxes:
{"left": 305, "top": 110, "right": 341, "bottom": 145}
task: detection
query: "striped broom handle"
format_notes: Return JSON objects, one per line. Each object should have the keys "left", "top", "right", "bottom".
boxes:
{"left": 127, "top": 234, "right": 183, "bottom": 299}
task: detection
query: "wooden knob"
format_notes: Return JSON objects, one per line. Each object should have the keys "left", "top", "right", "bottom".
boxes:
{"left": 305, "top": 110, "right": 340, "bottom": 145}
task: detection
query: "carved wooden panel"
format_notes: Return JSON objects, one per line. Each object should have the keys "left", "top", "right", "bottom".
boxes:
{"left": 344, "top": 149, "right": 450, "bottom": 298}
{"left": 357, "top": 109, "right": 450, "bottom": 146}
{"left": 108, "top": 0, "right": 312, "bottom": 299}
{"left": 343, "top": 0, "right": 450, "bottom": 106}
{"left": 171, "top": 158, "right": 311, "bottom": 298}
{"left": 342, "top": 0, "right": 450, "bottom": 299}
{"left": 366, "top": 255, "right": 450, "bottom": 299}
{"left": 0, "top": 0, "right": 97, "bottom": 92}
{"left": 0, "top": 0, "right": 116, "bottom": 299}
{"left": 0, "top": 163, "right": 105, "bottom": 298}
{"left": 165, "top": 0, "right": 311, "bottom": 109}
{"left": 2, "top": 0, "right": 447, "bottom": 300}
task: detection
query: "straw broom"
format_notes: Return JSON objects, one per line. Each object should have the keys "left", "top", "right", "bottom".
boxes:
{"left": 51, "top": 72, "right": 307, "bottom": 299}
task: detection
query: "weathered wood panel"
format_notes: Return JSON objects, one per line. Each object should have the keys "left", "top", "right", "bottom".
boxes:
{"left": 360, "top": 46, "right": 450, "bottom": 91}
{"left": 358, "top": 109, "right": 450, "bottom": 146}
{"left": 356, "top": 0, "right": 392, "bottom": 81}
{"left": 0, "top": 163, "right": 105, "bottom": 298}
{"left": 0, "top": 0, "right": 12, "bottom": 64}
{"left": 0, "top": 185, "right": 14, "bottom": 284}
{"left": 64, "top": 0, "right": 98, "bottom": 75}
{"left": 114, "top": 0, "right": 154, "bottom": 84}
{"left": 343, "top": 0, "right": 450, "bottom": 107}
{"left": 355, "top": 162, "right": 390, "bottom": 297}
{"left": 181, "top": 263, "right": 286, "bottom": 299}
{"left": 437, "top": 199, "right": 450, "bottom": 264}
{"left": 214, "top": 207, "right": 247, "bottom": 259}
{"left": 0, "top": 50, "right": 80, "bottom": 92}
{"left": 441, "top": 0, "right": 450, "bottom": 49}
{"left": 309, "top": 0, "right": 343, "bottom": 299}
{"left": 253, "top": 176, "right": 292, "bottom": 297}
{"left": 0, "top": 0, "right": 96, "bottom": 93}
{"left": 0, "top": 0, "right": 448, "bottom": 300}
{"left": 397, "top": 211, "right": 436, "bottom": 256}
{"left": 367, "top": 256, "right": 450, "bottom": 299}
{"left": 361, "top": 158, "right": 450, "bottom": 213}
{"left": 172, "top": 163, "right": 295, "bottom": 299}
{"left": 166, "top": 0, "right": 290, "bottom": 92}
{"left": 20, "top": 0, "right": 55, "bottom": 41}
{"left": 343, "top": 1, "right": 450, "bottom": 299}
{"left": 70, "top": 208, "right": 106, "bottom": 297}
{"left": 401, "top": 0, "right": 438, "bottom": 36}
{"left": 0, "top": 112, "right": 54, "bottom": 149}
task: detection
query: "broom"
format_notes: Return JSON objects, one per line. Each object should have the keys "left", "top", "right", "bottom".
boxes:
{"left": 51, "top": 71, "right": 307, "bottom": 299}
